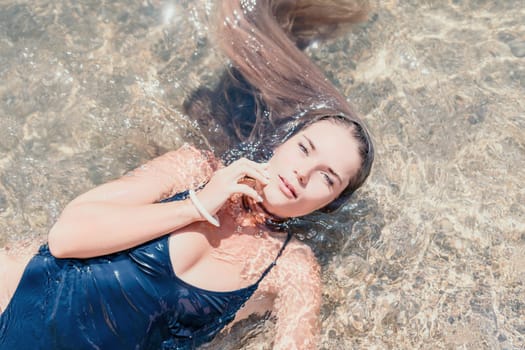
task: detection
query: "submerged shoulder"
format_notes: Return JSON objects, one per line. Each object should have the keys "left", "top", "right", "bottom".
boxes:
{"left": 160, "top": 144, "right": 222, "bottom": 193}
{"left": 163, "top": 143, "right": 220, "bottom": 170}
{"left": 128, "top": 143, "right": 220, "bottom": 185}
{"left": 277, "top": 238, "right": 320, "bottom": 277}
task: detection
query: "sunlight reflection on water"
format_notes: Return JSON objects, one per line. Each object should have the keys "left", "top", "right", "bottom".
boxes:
{"left": 0, "top": 0, "right": 524, "bottom": 349}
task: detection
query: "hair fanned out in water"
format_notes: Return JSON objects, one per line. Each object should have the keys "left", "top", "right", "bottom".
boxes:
{"left": 214, "top": 0, "right": 369, "bottom": 127}
{"left": 185, "top": 0, "right": 374, "bottom": 213}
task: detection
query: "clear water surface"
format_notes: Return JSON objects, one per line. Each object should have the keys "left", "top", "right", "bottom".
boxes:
{"left": 0, "top": 0, "right": 524, "bottom": 349}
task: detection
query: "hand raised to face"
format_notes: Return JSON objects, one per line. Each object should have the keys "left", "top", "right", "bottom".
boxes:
{"left": 194, "top": 158, "right": 270, "bottom": 218}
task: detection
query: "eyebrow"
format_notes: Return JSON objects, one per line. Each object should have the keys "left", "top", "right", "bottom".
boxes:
{"left": 302, "top": 135, "right": 343, "bottom": 185}
{"left": 303, "top": 134, "right": 316, "bottom": 151}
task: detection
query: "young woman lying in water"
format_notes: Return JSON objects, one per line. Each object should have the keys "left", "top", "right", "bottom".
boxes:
{"left": 0, "top": 0, "right": 374, "bottom": 349}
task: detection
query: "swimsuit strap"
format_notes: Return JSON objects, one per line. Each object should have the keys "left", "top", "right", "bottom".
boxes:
{"left": 159, "top": 184, "right": 207, "bottom": 203}
{"left": 159, "top": 190, "right": 191, "bottom": 203}
{"left": 255, "top": 231, "right": 293, "bottom": 284}
{"left": 161, "top": 189, "right": 293, "bottom": 285}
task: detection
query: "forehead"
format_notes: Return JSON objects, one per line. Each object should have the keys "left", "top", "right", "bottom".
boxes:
{"left": 298, "top": 120, "right": 361, "bottom": 183}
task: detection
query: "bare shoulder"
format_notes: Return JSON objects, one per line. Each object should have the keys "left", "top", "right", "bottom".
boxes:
{"left": 280, "top": 239, "right": 320, "bottom": 271}
{"left": 259, "top": 238, "right": 320, "bottom": 294}
{"left": 238, "top": 238, "right": 321, "bottom": 321}
{"left": 125, "top": 144, "right": 221, "bottom": 194}
{"left": 148, "top": 143, "right": 220, "bottom": 176}
{"left": 168, "top": 143, "right": 218, "bottom": 164}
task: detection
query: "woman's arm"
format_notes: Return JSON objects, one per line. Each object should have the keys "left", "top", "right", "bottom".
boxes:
{"left": 48, "top": 144, "right": 218, "bottom": 258}
{"left": 48, "top": 146, "right": 269, "bottom": 259}
{"left": 260, "top": 241, "right": 322, "bottom": 350}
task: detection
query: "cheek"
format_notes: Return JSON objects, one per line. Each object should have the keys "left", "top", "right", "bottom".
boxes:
{"left": 305, "top": 177, "right": 329, "bottom": 197}
{"left": 271, "top": 145, "right": 296, "bottom": 164}
{"left": 303, "top": 180, "right": 339, "bottom": 206}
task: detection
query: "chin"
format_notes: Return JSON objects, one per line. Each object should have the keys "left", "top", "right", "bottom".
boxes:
{"left": 261, "top": 189, "right": 290, "bottom": 217}
{"left": 264, "top": 197, "right": 323, "bottom": 218}
{"left": 261, "top": 201, "right": 288, "bottom": 219}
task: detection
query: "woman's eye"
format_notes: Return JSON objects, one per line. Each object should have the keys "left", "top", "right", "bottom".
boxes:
{"left": 298, "top": 143, "right": 309, "bottom": 155}
{"left": 323, "top": 173, "right": 334, "bottom": 187}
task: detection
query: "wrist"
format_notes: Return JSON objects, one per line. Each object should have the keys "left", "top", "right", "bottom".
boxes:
{"left": 185, "top": 198, "right": 205, "bottom": 223}
{"left": 188, "top": 189, "right": 221, "bottom": 227}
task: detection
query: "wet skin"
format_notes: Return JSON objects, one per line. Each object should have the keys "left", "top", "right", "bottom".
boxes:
{"left": 262, "top": 120, "right": 362, "bottom": 218}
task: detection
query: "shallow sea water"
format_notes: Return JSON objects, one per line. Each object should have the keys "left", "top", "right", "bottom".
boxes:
{"left": 1, "top": 0, "right": 524, "bottom": 349}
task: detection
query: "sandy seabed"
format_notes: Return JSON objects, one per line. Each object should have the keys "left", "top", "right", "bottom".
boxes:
{"left": 0, "top": 0, "right": 524, "bottom": 349}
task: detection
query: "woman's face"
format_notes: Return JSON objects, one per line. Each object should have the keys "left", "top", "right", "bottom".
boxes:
{"left": 262, "top": 120, "right": 362, "bottom": 218}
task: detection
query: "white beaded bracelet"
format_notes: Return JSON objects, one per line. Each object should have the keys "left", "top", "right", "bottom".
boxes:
{"left": 188, "top": 189, "right": 220, "bottom": 227}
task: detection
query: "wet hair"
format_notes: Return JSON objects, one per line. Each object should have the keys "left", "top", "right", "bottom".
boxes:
{"left": 185, "top": 0, "right": 374, "bottom": 213}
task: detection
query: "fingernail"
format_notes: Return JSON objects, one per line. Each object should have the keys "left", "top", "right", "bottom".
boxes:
{"left": 257, "top": 195, "right": 263, "bottom": 202}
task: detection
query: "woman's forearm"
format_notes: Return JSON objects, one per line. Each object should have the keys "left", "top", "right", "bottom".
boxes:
{"left": 47, "top": 144, "right": 217, "bottom": 258}
{"left": 48, "top": 199, "right": 202, "bottom": 258}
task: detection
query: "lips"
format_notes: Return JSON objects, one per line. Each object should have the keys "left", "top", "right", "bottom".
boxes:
{"left": 278, "top": 175, "right": 297, "bottom": 199}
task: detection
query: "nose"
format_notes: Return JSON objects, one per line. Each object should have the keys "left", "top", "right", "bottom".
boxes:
{"left": 294, "top": 167, "right": 310, "bottom": 187}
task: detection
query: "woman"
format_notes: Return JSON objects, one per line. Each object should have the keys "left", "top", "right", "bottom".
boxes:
{"left": 0, "top": 0, "right": 373, "bottom": 349}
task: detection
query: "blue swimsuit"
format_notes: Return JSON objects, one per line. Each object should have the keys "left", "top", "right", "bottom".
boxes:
{"left": 0, "top": 191, "right": 291, "bottom": 349}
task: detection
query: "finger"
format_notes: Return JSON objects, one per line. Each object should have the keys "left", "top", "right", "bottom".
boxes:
{"left": 236, "top": 166, "right": 270, "bottom": 185}
{"left": 259, "top": 162, "right": 271, "bottom": 178}
{"left": 233, "top": 158, "right": 269, "bottom": 176}
{"left": 232, "top": 184, "right": 263, "bottom": 202}
{"left": 230, "top": 159, "right": 270, "bottom": 181}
